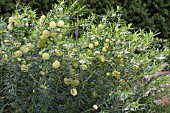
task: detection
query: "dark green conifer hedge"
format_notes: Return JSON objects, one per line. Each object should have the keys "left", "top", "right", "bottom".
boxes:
{"left": 0, "top": 0, "right": 58, "bottom": 17}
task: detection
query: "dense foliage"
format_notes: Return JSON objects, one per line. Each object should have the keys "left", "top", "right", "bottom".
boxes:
{"left": 0, "top": 0, "right": 59, "bottom": 17}
{"left": 70, "top": 0, "right": 170, "bottom": 39}
{"left": 0, "top": 1, "right": 170, "bottom": 113}
{"left": 1, "top": 0, "right": 170, "bottom": 39}
{"left": 117, "top": 0, "right": 170, "bottom": 39}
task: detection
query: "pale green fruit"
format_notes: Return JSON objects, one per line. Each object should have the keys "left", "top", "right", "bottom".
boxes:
{"left": 26, "top": 43, "right": 33, "bottom": 49}
{"left": 57, "top": 20, "right": 64, "bottom": 27}
{"left": 98, "top": 24, "right": 104, "bottom": 29}
{"left": 38, "top": 51, "right": 43, "bottom": 55}
{"left": 94, "top": 51, "right": 100, "bottom": 57}
{"left": 17, "top": 58, "right": 21, "bottom": 62}
{"left": 50, "top": 32, "right": 57, "bottom": 37}
{"left": 14, "top": 50, "right": 22, "bottom": 57}
{"left": 40, "top": 15, "right": 46, "bottom": 20}
{"left": 49, "top": 21, "right": 56, "bottom": 29}
{"left": 72, "top": 79, "right": 80, "bottom": 86}
{"left": 105, "top": 38, "right": 110, "bottom": 43}
{"left": 7, "top": 24, "right": 13, "bottom": 30}
{"left": 80, "top": 64, "right": 88, "bottom": 70}
{"left": 40, "top": 71, "right": 46, "bottom": 76}
{"left": 42, "top": 53, "right": 50, "bottom": 60}
{"left": 94, "top": 41, "right": 99, "bottom": 46}
{"left": 22, "top": 60, "right": 26, "bottom": 65}
{"left": 102, "top": 47, "right": 107, "bottom": 52}
{"left": 21, "top": 64, "right": 28, "bottom": 72}
{"left": 70, "top": 88, "right": 77, "bottom": 96}
{"left": 64, "top": 78, "right": 72, "bottom": 85}
{"left": 133, "top": 65, "right": 139, "bottom": 69}
{"left": 89, "top": 43, "right": 94, "bottom": 49}
{"left": 100, "top": 55, "right": 105, "bottom": 62}
{"left": 87, "top": 49, "right": 93, "bottom": 55}
{"left": 112, "top": 71, "right": 121, "bottom": 77}
{"left": 52, "top": 60, "right": 60, "bottom": 68}
{"left": 42, "top": 30, "right": 50, "bottom": 37}
{"left": 55, "top": 50, "right": 62, "bottom": 57}
{"left": 8, "top": 17, "right": 16, "bottom": 23}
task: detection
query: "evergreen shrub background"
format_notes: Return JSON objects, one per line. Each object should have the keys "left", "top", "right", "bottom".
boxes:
{"left": 0, "top": 0, "right": 59, "bottom": 17}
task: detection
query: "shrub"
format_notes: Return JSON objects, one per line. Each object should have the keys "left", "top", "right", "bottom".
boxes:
{"left": 0, "top": 1, "right": 170, "bottom": 112}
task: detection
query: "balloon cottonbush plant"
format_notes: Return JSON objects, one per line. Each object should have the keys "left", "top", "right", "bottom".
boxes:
{"left": 0, "top": 1, "right": 170, "bottom": 113}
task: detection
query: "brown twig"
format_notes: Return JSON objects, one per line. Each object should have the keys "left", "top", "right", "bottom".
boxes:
{"left": 0, "top": 96, "right": 6, "bottom": 100}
